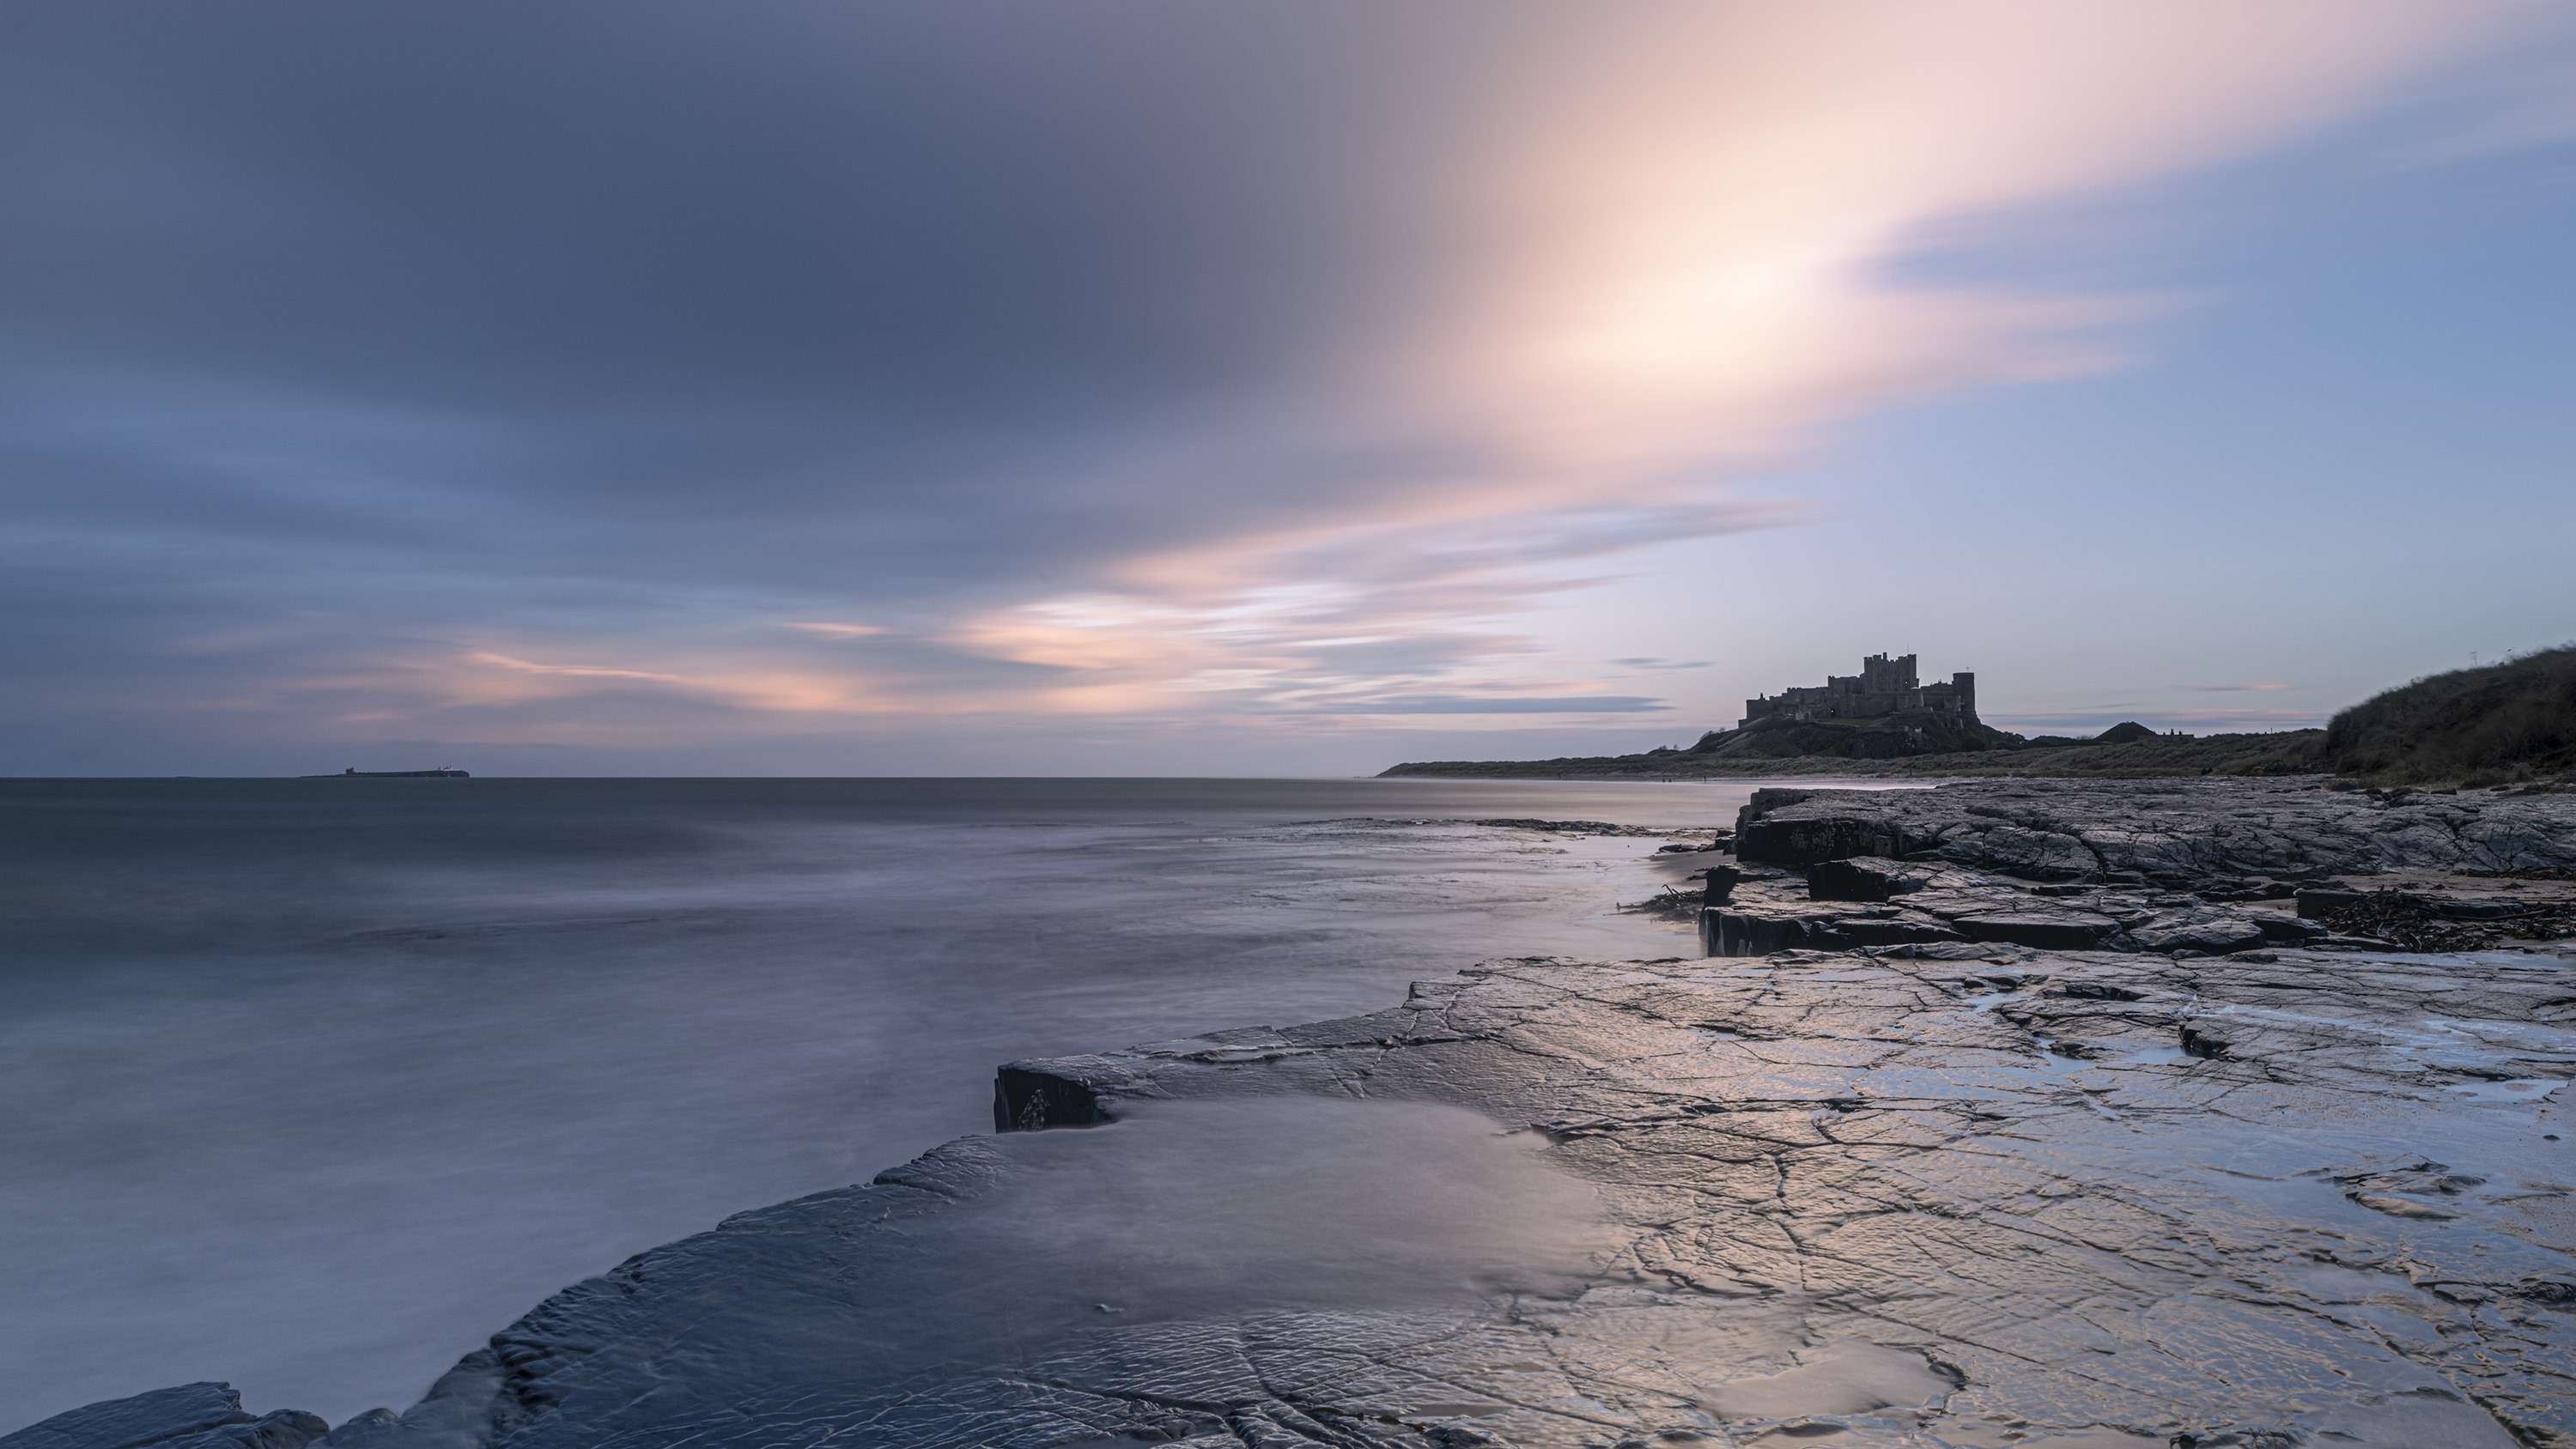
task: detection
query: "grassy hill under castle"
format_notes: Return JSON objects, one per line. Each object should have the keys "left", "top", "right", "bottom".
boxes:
{"left": 1381, "top": 647, "right": 2576, "bottom": 786}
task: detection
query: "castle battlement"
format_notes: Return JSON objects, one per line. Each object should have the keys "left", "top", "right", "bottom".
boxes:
{"left": 1742, "top": 652, "right": 1978, "bottom": 728}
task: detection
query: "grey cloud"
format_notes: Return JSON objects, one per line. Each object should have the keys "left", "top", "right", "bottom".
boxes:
{"left": 0, "top": 3, "right": 1532, "bottom": 606}
{"left": 0, "top": 2, "right": 1600, "bottom": 768}
{"left": 1304, "top": 695, "right": 1673, "bottom": 715}
{"left": 14, "top": 3, "right": 2525, "bottom": 771}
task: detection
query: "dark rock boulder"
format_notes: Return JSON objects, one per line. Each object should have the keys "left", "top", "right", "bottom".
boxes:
{"left": 993, "top": 1062, "right": 1119, "bottom": 1131}
{"left": 1703, "top": 907, "right": 1833, "bottom": 955}
{"left": 1951, "top": 911, "right": 2123, "bottom": 950}
{"left": 2125, "top": 906, "right": 2269, "bottom": 955}
{"left": 1735, "top": 789, "right": 1911, "bottom": 866}
{"left": 1807, "top": 856, "right": 1932, "bottom": 902}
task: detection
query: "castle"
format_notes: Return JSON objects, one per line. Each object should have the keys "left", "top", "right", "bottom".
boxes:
{"left": 1741, "top": 653, "right": 1978, "bottom": 728}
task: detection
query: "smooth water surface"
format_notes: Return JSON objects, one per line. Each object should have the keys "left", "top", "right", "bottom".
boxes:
{"left": 0, "top": 775, "right": 1811, "bottom": 1426}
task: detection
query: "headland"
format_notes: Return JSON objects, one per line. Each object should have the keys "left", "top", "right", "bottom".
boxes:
{"left": 1383, "top": 646, "right": 2575, "bottom": 787}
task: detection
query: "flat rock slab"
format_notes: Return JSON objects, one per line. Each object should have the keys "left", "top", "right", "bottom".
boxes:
{"left": 212, "top": 940, "right": 2576, "bottom": 1449}
{"left": 1, "top": 1384, "right": 324, "bottom": 1449}
{"left": 1706, "top": 857, "right": 2316, "bottom": 959}
{"left": 1713, "top": 781, "right": 2576, "bottom": 960}
{"left": 1736, "top": 779, "right": 2576, "bottom": 882}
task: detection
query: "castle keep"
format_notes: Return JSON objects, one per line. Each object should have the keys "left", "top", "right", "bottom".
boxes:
{"left": 1741, "top": 653, "right": 1978, "bottom": 728}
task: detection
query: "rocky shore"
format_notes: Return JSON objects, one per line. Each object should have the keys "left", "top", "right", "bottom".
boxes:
{"left": 1377, "top": 729, "right": 2326, "bottom": 782}
{"left": 13, "top": 779, "right": 2576, "bottom": 1449}
{"left": 1709, "top": 779, "right": 2576, "bottom": 957}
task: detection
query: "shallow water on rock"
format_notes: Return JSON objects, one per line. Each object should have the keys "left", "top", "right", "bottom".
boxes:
{"left": 838, "top": 1097, "right": 1620, "bottom": 1374}
{"left": 0, "top": 775, "right": 1867, "bottom": 1427}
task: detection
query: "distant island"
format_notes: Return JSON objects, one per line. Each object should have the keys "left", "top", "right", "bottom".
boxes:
{"left": 300, "top": 767, "right": 471, "bottom": 779}
{"left": 1382, "top": 646, "right": 2575, "bottom": 787}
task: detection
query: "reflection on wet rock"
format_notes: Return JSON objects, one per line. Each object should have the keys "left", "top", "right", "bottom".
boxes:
{"left": 31, "top": 779, "right": 2576, "bottom": 1449}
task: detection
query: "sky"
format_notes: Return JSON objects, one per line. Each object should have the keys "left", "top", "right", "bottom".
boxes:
{"left": 4, "top": 2, "right": 2573, "bottom": 776}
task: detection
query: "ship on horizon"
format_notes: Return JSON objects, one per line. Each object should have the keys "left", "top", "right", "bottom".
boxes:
{"left": 301, "top": 766, "right": 471, "bottom": 779}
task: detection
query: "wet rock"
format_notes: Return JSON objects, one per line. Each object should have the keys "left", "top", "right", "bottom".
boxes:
{"left": 1807, "top": 857, "right": 1932, "bottom": 902}
{"left": 2515, "top": 1278, "right": 2576, "bottom": 1307}
{"left": 260, "top": 933, "right": 2576, "bottom": 1449}
{"left": 1461, "top": 818, "right": 1674, "bottom": 838}
{"left": 0, "top": 1385, "right": 325, "bottom": 1449}
{"left": 39, "top": 779, "right": 2575, "bottom": 1449}
{"left": 179, "top": 1416, "right": 327, "bottom": 1449}
{"left": 1714, "top": 782, "right": 2576, "bottom": 963}
{"left": 1734, "top": 789, "right": 1911, "bottom": 866}
{"left": 1703, "top": 906, "right": 1833, "bottom": 955}
{"left": 309, "top": 1355, "right": 500, "bottom": 1449}
{"left": 2312, "top": 933, "right": 2401, "bottom": 950}
{"left": 2126, "top": 906, "right": 2269, "bottom": 955}
{"left": 1702, "top": 864, "right": 1741, "bottom": 906}
{"left": 2293, "top": 871, "right": 2576, "bottom": 950}
{"left": 1708, "top": 858, "right": 2170, "bottom": 959}
{"left": 1832, "top": 915, "right": 1965, "bottom": 947}
{"left": 2178, "top": 1023, "right": 2232, "bottom": 1059}
{"left": 2326, "top": 1161, "right": 2491, "bottom": 1222}
{"left": 1702, "top": 903, "right": 1965, "bottom": 955}
{"left": 1736, "top": 778, "right": 2576, "bottom": 882}
{"left": 2246, "top": 910, "right": 2330, "bottom": 943}
{"left": 1952, "top": 910, "right": 2123, "bottom": 949}
{"left": 992, "top": 1062, "right": 1115, "bottom": 1131}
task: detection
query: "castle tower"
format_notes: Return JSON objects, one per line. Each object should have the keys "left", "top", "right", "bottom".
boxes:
{"left": 1857, "top": 652, "right": 1919, "bottom": 694}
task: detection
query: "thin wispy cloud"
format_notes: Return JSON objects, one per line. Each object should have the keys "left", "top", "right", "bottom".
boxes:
{"left": 780, "top": 622, "right": 888, "bottom": 640}
{"left": 1292, "top": 694, "right": 1673, "bottom": 716}
{"left": 465, "top": 652, "right": 690, "bottom": 685}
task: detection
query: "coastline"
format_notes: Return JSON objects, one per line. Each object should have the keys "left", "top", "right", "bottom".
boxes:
{"left": 17, "top": 776, "right": 2576, "bottom": 1449}
{"left": 1377, "top": 732, "right": 2327, "bottom": 782}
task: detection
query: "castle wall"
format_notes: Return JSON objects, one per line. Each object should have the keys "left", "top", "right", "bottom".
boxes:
{"left": 1740, "top": 655, "right": 1978, "bottom": 728}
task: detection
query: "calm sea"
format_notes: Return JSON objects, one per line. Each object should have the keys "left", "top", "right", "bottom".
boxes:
{"left": 0, "top": 776, "right": 1797, "bottom": 1428}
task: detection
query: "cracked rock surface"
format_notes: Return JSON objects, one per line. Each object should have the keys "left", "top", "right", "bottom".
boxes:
{"left": 248, "top": 940, "right": 2576, "bottom": 1447}
{"left": 1734, "top": 778, "right": 2576, "bottom": 882}
{"left": 0, "top": 1383, "right": 325, "bottom": 1449}
{"left": 23, "top": 781, "right": 2576, "bottom": 1448}
{"left": 986, "top": 942, "right": 2576, "bottom": 1448}
{"left": 1715, "top": 780, "right": 2576, "bottom": 958}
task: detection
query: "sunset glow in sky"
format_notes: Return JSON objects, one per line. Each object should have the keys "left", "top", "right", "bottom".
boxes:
{"left": 6, "top": 2, "right": 2574, "bottom": 773}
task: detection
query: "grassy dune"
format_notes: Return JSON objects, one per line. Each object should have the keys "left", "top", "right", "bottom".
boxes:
{"left": 2318, "top": 646, "right": 2576, "bottom": 785}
